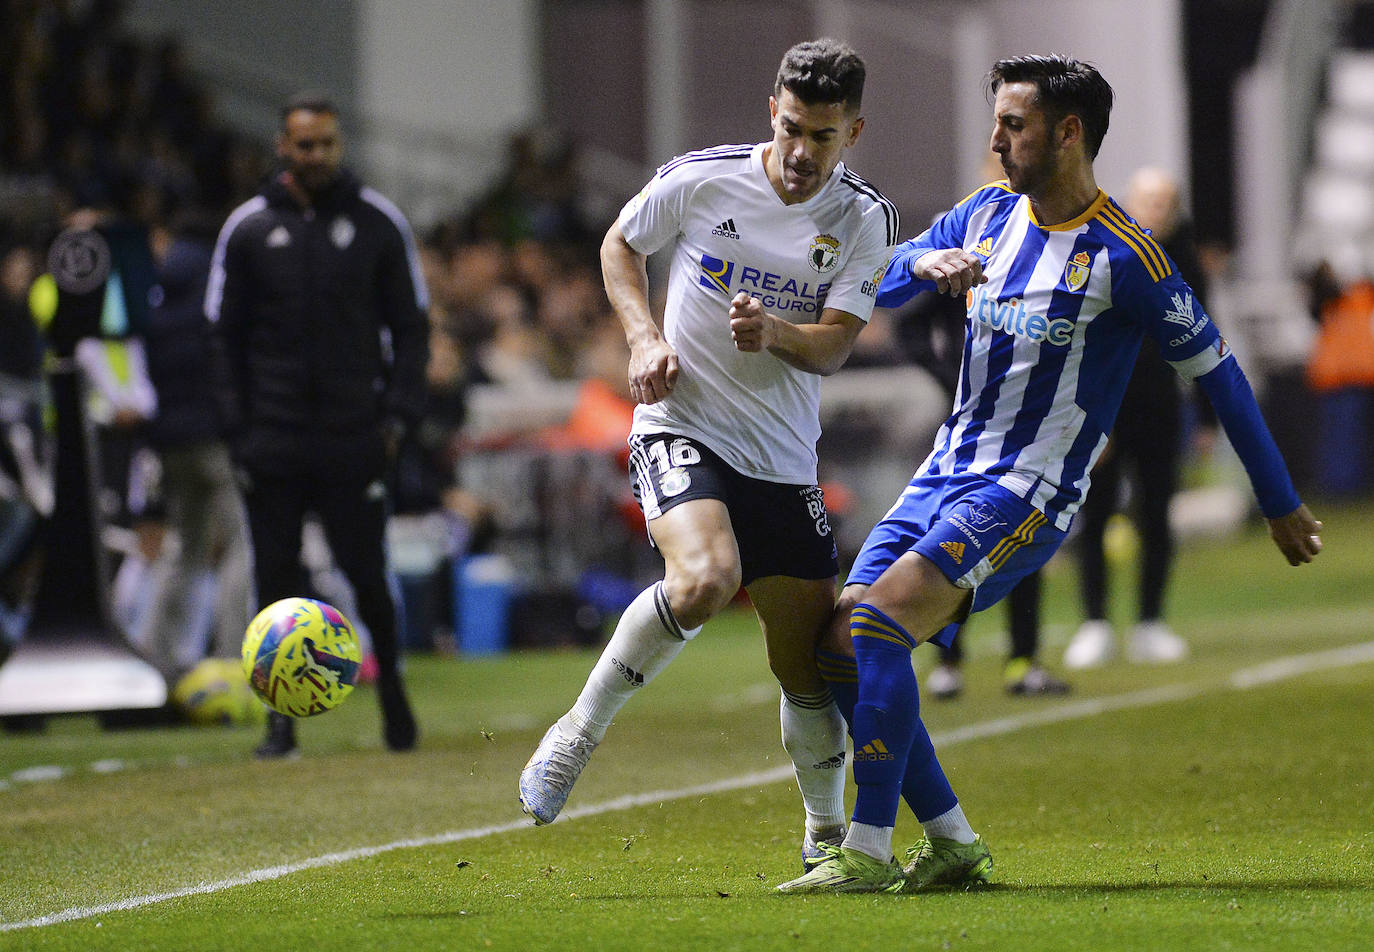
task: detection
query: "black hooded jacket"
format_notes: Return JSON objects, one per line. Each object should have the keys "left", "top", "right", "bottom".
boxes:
{"left": 207, "top": 169, "right": 429, "bottom": 478}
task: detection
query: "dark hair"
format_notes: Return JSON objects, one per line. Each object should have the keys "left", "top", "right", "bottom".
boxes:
{"left": 986, "top": 54, "right": 1114, "bottom": 158}
{"left": 280, "top": 91, "right": 339, "bottom": 128}
{"left": 774, "top": 38, "right": 865, "bottom": 113}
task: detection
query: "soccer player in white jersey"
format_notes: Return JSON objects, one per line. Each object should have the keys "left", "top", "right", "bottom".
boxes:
{"left": 780, "top": 54, "right": 1323, "bottom": 894}
{"left": 519, "top": 38, "right": 898, "bottom": 868}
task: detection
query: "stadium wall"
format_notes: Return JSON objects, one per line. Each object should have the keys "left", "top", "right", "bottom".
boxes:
{"left": 122, "top": 0, "right": 1187, "bottom": 232}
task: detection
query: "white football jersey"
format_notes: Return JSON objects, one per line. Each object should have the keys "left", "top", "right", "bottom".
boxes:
{"left": 618, "top": 142, "right": 897, "bottom": 484}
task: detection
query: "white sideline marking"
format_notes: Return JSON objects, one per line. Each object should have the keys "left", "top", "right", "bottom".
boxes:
{"left": 5, "top": 640, "right": 1372, "bottom": 933}
{"left": 0, "top": 772, "right": 792, "bottom": 933}
{"left": 1228, "top": 641, "right": 1374, "bottom": 689}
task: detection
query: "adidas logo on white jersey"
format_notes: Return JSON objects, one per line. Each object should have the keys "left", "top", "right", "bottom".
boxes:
{"left": 711, "top": 218, "right": 741, "bottom": 240}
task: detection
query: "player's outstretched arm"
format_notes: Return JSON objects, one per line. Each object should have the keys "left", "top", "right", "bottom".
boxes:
{"left": 601, "top": 220, "right": 678, "bottom": 404}
{"left": 1192, "top": 357, "right": 1320, "bottom": 567}
{"left": 1267, "top": 504, "right": 1323, "bottom": 566}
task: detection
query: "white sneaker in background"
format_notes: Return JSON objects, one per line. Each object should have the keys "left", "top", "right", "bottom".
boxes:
{"left": 1127, "top": 621, "right": 1188, "bottom": 663}
{"left": 925, "top": 664, "right": 964, "bottom": 700}
{"left": 1063, "top": 620, "right": 1117, "bottom": 669}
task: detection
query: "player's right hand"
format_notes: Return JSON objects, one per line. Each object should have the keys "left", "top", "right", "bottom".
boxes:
{"left": 628, "top": 338, "right": 679, "bottom": 405}
{"left": 913, "top": 248, "right": 987, "bottom": 298}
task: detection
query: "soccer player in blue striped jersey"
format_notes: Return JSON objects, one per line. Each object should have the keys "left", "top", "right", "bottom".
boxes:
{"left": 780, "top": 54, "right": 1323, "bottom": 895}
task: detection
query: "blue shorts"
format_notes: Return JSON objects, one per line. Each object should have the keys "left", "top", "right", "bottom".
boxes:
{"left": 846, "top": 472, "right": 1066, "bottom": 648}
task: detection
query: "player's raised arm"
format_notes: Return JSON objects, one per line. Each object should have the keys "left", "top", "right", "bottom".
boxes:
{"left": 600, "top": 219, "right": 678, "bottom": 405}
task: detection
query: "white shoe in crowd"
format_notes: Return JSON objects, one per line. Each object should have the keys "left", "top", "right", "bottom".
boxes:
{"left": 1062, "top": 620, "right": 1117, "bottom": 669}
{"left": 1127, "top": 621, "right": 1189, "bottom": 663}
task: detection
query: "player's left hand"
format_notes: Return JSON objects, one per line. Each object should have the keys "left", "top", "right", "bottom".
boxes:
{"left": 729, "top": 292, "right": 774, "bottom": 353}
{"left": 1267, "top": 503, "right": 1323, "bottom": 566}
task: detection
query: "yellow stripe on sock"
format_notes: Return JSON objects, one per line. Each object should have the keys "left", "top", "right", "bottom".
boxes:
{"left": 850, "top": 607, "right": 918, "bottom": 650}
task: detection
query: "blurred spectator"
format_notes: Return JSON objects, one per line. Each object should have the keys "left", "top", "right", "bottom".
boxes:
{"left": 1305, "top": 272, "right": 1374, "bottom": 496}
{"left": 1064, "top": 166, "right": 1212, "bottom": 670}
{"left": 0, "top": 241, "right": 45, "bottom": 649}
{"left": 468, "top": 129, "right": 593, "bottom": 247}
{"left": 136, "top": 207, "right": 252, "bottom": 680}
{"left": 0, "top": 243, "right": 42, "bottom": 380}
{"left": 1303, "top": 259, "right": 1344, "bottom": 324}
{"left": 2, "top": 0, "right": 267, "bottom": 250}
{"left": 387, "top": 289, "right": 494, "bottom": 652}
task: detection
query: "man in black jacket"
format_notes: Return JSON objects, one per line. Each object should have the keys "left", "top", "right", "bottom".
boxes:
{"left": 208, "top": 93, "right": 429, "bottom": 757}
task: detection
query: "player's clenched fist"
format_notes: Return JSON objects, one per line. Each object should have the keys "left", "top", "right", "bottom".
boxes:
{"left": 730, "top": 291, "right": 772, "bottom": 352}
{"left": 913, "top": 248, "right": 988, "bottom": 297}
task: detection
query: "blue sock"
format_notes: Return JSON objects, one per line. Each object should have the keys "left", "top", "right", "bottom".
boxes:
{"left": 901, "top": 711, "right": 958, "bottom": 822}
{"left": 821, "top": 613, "right": 961, "bottom": 825}
{"left": 848, "top": 604, "right": 960, "bottom": 824}
{"left": 849, "top": 603, "right": 920, "bottom": 829}
{"left": 816, "top": 648, "right": 858, "bottom": 730}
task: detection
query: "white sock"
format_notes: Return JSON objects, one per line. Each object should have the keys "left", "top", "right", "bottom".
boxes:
{"left": 564, "top": 581, "right": 692, "bottom": 743}
{"left": 844, "top": 821, "right": 894, "bottom": 861}
{"left": 780, "top": 689, "right": 847, "bottom": 833}
{"left": 922, "top": 802, "right": 976, "bottom": 844}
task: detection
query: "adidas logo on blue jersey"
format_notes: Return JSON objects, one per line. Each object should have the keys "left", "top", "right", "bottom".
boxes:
{"left": 711, "top": 218, "right": 741, "bottom": 240}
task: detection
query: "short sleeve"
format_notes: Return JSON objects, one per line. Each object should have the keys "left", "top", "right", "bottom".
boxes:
{"left": 618, "top": 166, "right": 692, "bottom": 256}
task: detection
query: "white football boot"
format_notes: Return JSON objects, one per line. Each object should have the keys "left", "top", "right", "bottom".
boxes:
{"left": 519, "top": 721, "right": 598, "bottom": 824}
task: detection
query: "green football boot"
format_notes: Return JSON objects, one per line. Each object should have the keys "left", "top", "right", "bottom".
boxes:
{"left": 901, "top": 834, "right": 993, "bottom": 891}
{"left": 777, "top": 844, "right": 905, "bottom": 894}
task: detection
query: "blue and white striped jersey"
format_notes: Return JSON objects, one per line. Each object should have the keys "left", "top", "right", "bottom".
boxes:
{"left": 878, "top": 181, "right": 1295, "bottom": 529}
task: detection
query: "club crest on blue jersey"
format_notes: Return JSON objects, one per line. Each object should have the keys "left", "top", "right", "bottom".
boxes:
{"left": 808, "top": 234, "right": 841, "bottom": 274}
{"left": 1064, "top": 250, "right": 1092, "bottom": 292}
{"left": 955, "top": 501, "right": 1007, "bottom": 534}
{"left": 699, "top": 253, "right": 735, "bottom": 294}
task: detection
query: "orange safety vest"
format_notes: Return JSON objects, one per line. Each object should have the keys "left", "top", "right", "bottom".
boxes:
{"left": 1306, "top": 280, "right": 1374, "bottom": 391}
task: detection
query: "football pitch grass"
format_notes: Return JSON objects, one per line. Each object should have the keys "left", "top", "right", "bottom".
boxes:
{"left": 3, "top": 497, "right": 1372, "bottom": 951}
